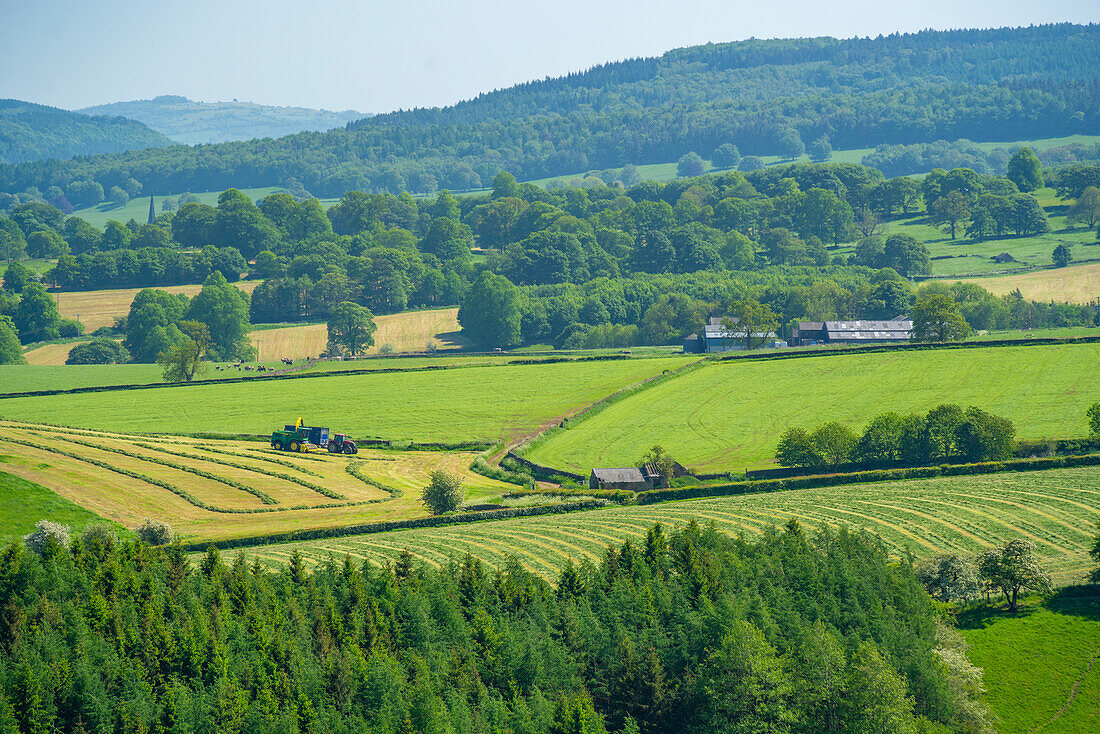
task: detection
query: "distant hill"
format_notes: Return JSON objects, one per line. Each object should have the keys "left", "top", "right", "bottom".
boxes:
{"left": 0, "top": 99, "right": 172, "bottom": 165}
{"left": 78, "top": 96, "right": 369, "bottom": 144}
{"left": 2, "top": 23, "right": 1097, "bottom": 197}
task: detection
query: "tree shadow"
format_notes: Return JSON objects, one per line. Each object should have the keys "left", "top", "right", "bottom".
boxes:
{"left": 956, "top": 586, "right": 1100, "bottom": 630}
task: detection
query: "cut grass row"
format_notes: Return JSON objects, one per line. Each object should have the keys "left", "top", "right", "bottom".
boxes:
{"left": 525, "top": 342, "right": 1100, "bottom": 473}
{"left": 236, "top": 467, "right": 1100, "bottom": 585}
{"left": 0, "top": 422, "right": 518, "bottom": 543}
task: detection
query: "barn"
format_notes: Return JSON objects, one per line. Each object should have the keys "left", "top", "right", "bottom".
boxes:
{"left": 589, "top": 466, "right": 660, "bottom": 491}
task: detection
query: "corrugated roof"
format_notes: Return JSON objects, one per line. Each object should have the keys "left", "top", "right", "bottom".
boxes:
{"left": 703, "top": 325, "right": 777, "bottom": 338}
{"left": 797, "top": 321, "right": 825, "bottom": 330}
{"left": 591, "top": 468, "right": 646, "bottom": 483}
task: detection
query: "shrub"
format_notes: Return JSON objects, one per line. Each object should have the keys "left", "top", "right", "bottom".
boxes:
{"left": 24, "top": 520, "right": 71, "bottom": 555}
{"left": 917, "top": 554, "right": 981, "bottom": 603}
{"left": 1088, "top": 402, "right": 1100, "bottom": 438}
{"left": 66, "top": 338, "right": 130, "bottom": 365}
{"left": 379, "top": 343, "right": 396, "bottom": 355}
{"left": 79, "top": 523, "right": 118, "bottom": 552}
{"left": 421, "top": 470, "right": 464, "bottom": 515}
{"left": 136, "top": 518, "right": 175, "bottom": 546}
{"left": 58, "top": 318, "right": 84, "bottom": 338}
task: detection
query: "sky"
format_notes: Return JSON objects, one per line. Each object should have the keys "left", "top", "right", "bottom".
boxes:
{"left": 0, "top": 0, "right": 1096, "bottom": 114}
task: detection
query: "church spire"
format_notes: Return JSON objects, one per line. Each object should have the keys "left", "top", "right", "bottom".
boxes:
{"left": 147, "top": 195, "right": 156, "bottom": 224}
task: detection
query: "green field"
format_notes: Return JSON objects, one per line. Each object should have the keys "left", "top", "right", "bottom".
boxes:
{"left": 525, "top": 343, "right": 1100, "bottom": 473}
{"left": 230, "top": 466, "right": 1099, "bottom": 584}
{"left": 0, "top": 357, "right": 691, "bottom": 442}
{"left": 0, "top": 469, "right": 107, "bottom": 543}
{"left": 70, "top": 186, "right": 286, "bottom": 229}
{"left": 961, "top": 593, "right": 1100, "bottom": 733}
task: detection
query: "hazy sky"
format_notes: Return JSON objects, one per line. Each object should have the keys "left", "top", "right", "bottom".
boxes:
{"left": 1, "top": 0, "right": 1095, "bottom": 114}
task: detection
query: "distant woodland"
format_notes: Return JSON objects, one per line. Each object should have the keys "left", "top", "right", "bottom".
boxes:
{"left": 0, "top": 100, "right": 172, "bottom": 166}
{"left": 78, "top": 96, "right": 368, "bottom": 146}
{"left": 1, "top": 24, "right": 1097, "bottom": 197}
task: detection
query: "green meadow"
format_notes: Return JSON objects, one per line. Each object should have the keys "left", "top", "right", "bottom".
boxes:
{"left": 0, "top": 357, "right": 691, "bottom": 442}
{"left": 0, "top": 469, "right": 107, "bottom": 543}
{"left": 960, "top": 593, "right": 1100, "bottom": 733}
{"left": 525, "top": 342, "right": 1100, "bottom": 473}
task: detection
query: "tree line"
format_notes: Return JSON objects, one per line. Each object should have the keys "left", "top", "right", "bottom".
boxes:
{"left": 776, "top": 404, "right": 1017, "bottom": 470}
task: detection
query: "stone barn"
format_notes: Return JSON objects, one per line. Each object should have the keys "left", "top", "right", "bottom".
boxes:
{"left": 589, "top": 467, "right": 659, "bottom": 492}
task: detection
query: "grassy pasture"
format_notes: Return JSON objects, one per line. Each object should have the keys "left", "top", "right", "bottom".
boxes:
{"left": 55, "top": 280, "right": 262, "bottom": 331}
{"left": 961, "top": 262, "right": 1100, "bottom": 305}
{"left": 235, "top": 467, "right": 1099, "bottom": 585}
{"left": 525, "top": 343, "right": 1100, "bottom": 473}
{"left": 0, "top": 468, "right": 108, "bottom": 543}
{"left": 69, "top": 187, "right": 286, "bottom": 229}
{"left": 960, "top": 594, "right": 1100, "bottom": 733}
{"left": 0, "top": 357, "right": 689, "bottom": 443}
{"left": 250, "top": 307, "right": 466, "bottom": 361}
{"left": 0, "top": 422, "right": 517, "bottom": 542}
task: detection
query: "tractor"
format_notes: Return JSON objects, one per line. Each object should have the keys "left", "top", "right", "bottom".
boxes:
{"left": 327, "top": 434, "right": 358, "bottom": 454}
{"left": 271, "top": 417, "right": 329, "bottom": 452}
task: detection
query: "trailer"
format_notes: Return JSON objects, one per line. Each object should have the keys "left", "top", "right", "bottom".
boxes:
{"left": 270, "top": 417, "right": 329, "bottom": 452}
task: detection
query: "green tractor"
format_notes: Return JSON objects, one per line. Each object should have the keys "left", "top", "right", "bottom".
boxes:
{"left": 327, "top": 434, "right": 358, "bottom": 454}
{"left": 271, "top": 417, "right": 329, "bottom": 452}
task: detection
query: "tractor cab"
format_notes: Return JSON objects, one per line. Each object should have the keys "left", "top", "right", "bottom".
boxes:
{"left": 327, "top": 434, "right": 358, "bottom": 454}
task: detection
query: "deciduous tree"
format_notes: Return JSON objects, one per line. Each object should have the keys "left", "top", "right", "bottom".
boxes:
{"left": 157, "top": 320, "right": 209, "bottom": 382}
{"left": 977, "top": 539, "right": 1052, "bottom": 612}
{"left": 421, "top": 470, "right": 464, "bottom": 514}
{"left": 911, "top": 294, "right": 970, "bottom": 342}
{"left": 326, "top": 301, "right": 376, "bottom": 357}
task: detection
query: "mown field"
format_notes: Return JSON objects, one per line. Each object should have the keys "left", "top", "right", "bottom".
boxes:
{"left": 962, "top": 262, "right": 1100, "bottom": 305}
{"left": 961, "top": 593, "right": 1100, "bottom": 733}
{"left": 250, "top": 307, "right": 465, "bottom": 361}
{"left": 0, "top": 421, "right": 518, "bottom": 542}
{"left": 233, "top": 466, "right": 1099, "bottom": 585}
{"left": 0, "top": 356, "right": 691, "bottom": 442}
{"left": 525, "top": 342, "right": 1100, "bottom": 473}
{"left": 54, "top": 280, "right": 262, "bottom": 331}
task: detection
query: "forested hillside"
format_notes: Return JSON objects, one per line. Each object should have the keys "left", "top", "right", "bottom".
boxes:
{"left": 1, "top": 24, "right": 1097, "bottom": 197}
{"left": 0, "top": 521, "right": 993, "bottom": 733}
{"left": 79, "top": 96, "right": 368, "bottom": 145}
{"left": 0, "top": 100, "right": 172, "bottom": 165}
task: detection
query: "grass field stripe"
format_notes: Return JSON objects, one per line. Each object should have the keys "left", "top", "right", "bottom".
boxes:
{"left": 736, "top": 502, "right": 939, "bottom": 551}
{"left": 923, "top": 495, "right": 1084, "bottom": 552}
{"left": 485, "top": 528, "right": 604, "bottom": 565}
{"left": 48, "top": 433, "right": 278, "bottom": 505}
{"left": 389, "top": 536, "right": 530, "bottom": 576}
{"left": 928, "top": 488, "right": 1091, "bottom": 545}
{"left": 520, "top": 524, "right": 635, "bottom": 554}
{"left": 838, "top": 499, "right": 984, "bottom": 549}
{"left": 649, "top": 506, "right": 794, "bottom": 532}
{"left": 939, "top": 490, "right": 1097, "bottom": 540}
{"left": 447, "top": 529, "right": 570, "bottom": 578}
{"left": 906, "top": 497, "right": 1078, "bottom": 555}
{"left": 847, "top": 500, "right": 994, "bottom": 549}
{"left": 999, "top": 489, "right": 1100, "bottom": 518}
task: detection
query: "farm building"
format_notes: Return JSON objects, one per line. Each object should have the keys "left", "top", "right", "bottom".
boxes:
{"left": 683, "top": 317, "right": 779, "bottom": 353}
{"left": 792, "top": 319, "right": 912, "bottom": 345}
{"left": 590, "top": 466, "right": 661, "bottom": 491}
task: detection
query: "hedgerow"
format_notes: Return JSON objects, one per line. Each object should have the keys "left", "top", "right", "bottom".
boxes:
{"left": 344, "top": 461, "right": 403, "bottom": 499}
